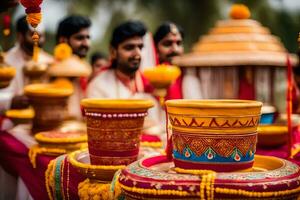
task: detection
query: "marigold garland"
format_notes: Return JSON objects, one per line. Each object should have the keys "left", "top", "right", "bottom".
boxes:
{"left": 45, "top": 159, "right": 55, "bottom": 200}
{"left": 78, "top": 178, "right": 122, "bottom": 200}
{"left": 29, "top": 145, "right": 66, "bottom": 168}
{"left": 120, "top": 177, "right": 300, "bottom": 199}
{"left": 20, "top": 0, "right": 43, "bottom": 62}
{"left": 26, "top": 12, "right": 42, "bottom": 28}
{"left": 3, "top": 14, "right": 11, "bottom": 36}
{"left": 69, "top": 150, "right": 126, "bottom": 170}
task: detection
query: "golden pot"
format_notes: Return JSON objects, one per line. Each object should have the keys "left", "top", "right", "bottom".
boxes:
{"left": 143, "top": 65, "right": 181, "bottom": 89}
{"left": 25, "top": 83, "right": 73, "bottom": 133}
{"left": 166, "top": 99, "right": 262, "bottom": 172}
{"left": 257, "top": 125, "right": 288, "bottom": 147}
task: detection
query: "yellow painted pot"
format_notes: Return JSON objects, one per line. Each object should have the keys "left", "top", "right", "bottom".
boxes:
{"left": 25, "top": 83, "right": 73, "bottom": 133}
{"left": 257, "top": 125, "right": 288, "bottom": 147}
{"left": 165, "top": 99, "right": 262, "bottom": 172}
{"left": 81, "top": 99, "right": 153, "bottom": 166}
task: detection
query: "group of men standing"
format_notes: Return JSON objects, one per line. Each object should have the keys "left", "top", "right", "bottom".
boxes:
{"left": 2, "top": 14, "right": 186, "bottom": 123}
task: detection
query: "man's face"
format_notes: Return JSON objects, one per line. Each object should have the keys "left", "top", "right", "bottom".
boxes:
{"left": 19, "top": 30, "right": 45, "bottom": 56}
{"left": 157, "top": 32, "right": 184, "bottom": 64}
{"left": 112, "top": 36, "right": 144, "bottom": 75}
{"left": 68, "top": 28, "right": 90, "bottom": 58}
{"left": 92, "top": 58, "right": 108, "bottom": 73}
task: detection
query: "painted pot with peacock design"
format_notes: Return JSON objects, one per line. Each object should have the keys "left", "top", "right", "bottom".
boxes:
{"left": 166, "top": 99, "right": 262, "bottom": 172}
{"left": 81, "top": 99, "right": 153, "bottom": 166}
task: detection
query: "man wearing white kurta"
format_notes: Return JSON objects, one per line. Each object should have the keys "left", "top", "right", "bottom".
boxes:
{"left": 0, "top": 16, "right": 52, "bottom": 200}
{"left": 55, "top": 15, "right": 92, "bottom": 119}
{"left": 87, "top": 21, "right": 160, "bottom": 124}
{"left": 0, "top": 16, "right": 52, "bottom": 112}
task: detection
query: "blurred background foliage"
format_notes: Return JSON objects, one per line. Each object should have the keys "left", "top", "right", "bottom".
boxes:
{"left": 0, "top": 0, "right": 299, "bottom": 59}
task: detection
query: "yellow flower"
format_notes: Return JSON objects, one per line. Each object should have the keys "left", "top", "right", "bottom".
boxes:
{"left": 54, "top": 43, "right": 72, "bottom": 61}
{"left": 230, "top": 4, "right": 251, "bottom": 19}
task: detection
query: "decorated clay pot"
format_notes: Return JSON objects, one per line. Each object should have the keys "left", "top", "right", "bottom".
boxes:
{"left": 119, "top": 155, "right": 300, "bottom": 200}
{"left": 25, "top": 84, "right": 73, "bottom": 133}
{"left": 166, "top": 99, "right": 262, "bottom": 172}
{"left": 260, "top": 105, "right": 276, "bottom": 124}
{"left": 0, "top": 52, "right": 16, "bottom": 89}
{"left": 81, "top": 99, "right": 153, "bottom": 166}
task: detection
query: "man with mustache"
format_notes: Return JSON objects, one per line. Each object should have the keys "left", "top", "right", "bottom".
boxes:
{"left": 87, "top": 20, "right": 153, "bottom": 99}
{"left": 153, "top": 22, "right": 185, "bottom": 99}
{"left": 55, "top": 15, "right": 92, "bottom": 119}
{"left": 56, "top": 15, "right": 91, "bottom": 58}
{"left": 154, "top": 22, "right": 184, "bottom": 64}
{"left": 87, "top": 20, "right": 160, "bottom": 123}
{"left": 1, "top": 16, "right": 52, "bottom": 110}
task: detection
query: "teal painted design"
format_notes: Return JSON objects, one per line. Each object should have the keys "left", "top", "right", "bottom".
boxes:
{"left": 54, "top": 155, "right": 67, "bottom": 200}
{"left": 173, "top": 147, "right": 254, "bottom": 163}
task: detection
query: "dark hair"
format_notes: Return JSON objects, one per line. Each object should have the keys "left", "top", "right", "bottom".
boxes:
{"left": 16, "top": 15, "right": 29, "bottom": 35}
{"left": 153, "top": 21, "right": 184, "bottom": 45}
{"left": 90, "top": 52, "right": 107, "bottom": 65}
{"left": 56, "top": 15, "right": 91, "bottom": 43}
{"left": 110, "top": 20, "right": 147, "bottom": 48}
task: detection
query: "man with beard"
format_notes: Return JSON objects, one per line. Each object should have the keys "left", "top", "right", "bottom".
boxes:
{"left": 56, "top": 15, "right": 91, "bottom": 58}
{"left": 55, "top": 15, "right": 92, "bottom": 119}
{"left": 87, "top": 20, "right": 160, "bottom": 122}
{"left": 87, "top": 20, "right": 153, "bottom": 99}
{"left": 153, "top": 22, "right": 185, "bottom": 99}
{"left": 154, "top": 22, "right": 184, "bottom": 64}
{"left": 2, "top": 15, "right": 52, "bottom": 110}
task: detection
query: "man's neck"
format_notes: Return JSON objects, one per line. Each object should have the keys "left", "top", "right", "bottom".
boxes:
{"left": 115, "top": 68, "right": 136, "bottom": 79}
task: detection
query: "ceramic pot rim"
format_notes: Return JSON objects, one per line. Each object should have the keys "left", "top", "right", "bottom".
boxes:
{"left": 81, "top": 99, "right": 154, "bottom": 109}
{"left": 166, "top": 99, "right": 262, "bottom": 109}
{"left": 258, "top": 125, "right": 288, "bottom": 135}
{"left": 24, "top": 83, "right": 73, "bottom": 97}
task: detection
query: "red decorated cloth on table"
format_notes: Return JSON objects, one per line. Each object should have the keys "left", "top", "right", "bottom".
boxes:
{"left": 0, "top": 131, "right": 84, "bottom": 200}
{"left": 1, "top": 124, "right": 300, "bottom": 199}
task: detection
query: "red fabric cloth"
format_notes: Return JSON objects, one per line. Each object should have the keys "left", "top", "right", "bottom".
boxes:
{"left": 156, "top": 62, "right": 183, "bottom": 100}
{"left": 165, "top": 75, "right": 183, "bottom": 100}
{"left": 0, "top": 128, "right": 300, "bottom": 199}
{"left": 238, "top": 78, "right": 255, "bottom": 100}
{"left": 0, "top": 132, "right": 53, "bottom": 200}
{"left": 60, "top": 157, "right": 84, "bottom": 200}
{"left": 0, "top": 131, "right": 83, "bottom": 200}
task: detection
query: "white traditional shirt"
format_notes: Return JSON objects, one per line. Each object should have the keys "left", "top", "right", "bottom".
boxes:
{"left": 87, "top": 69, "right": 161, "bottom": 124}
{"left": 0, "top": 45, "right": 53, "bottom": 110}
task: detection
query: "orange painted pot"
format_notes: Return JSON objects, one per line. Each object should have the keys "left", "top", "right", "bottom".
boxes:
{"left": 81, "top": 99, "right": 153, "bottom": 166}
{"left": 166, "top": 99, "right": 262, "bottom": 172}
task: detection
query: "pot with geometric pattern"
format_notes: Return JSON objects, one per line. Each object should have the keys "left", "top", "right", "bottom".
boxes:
{"left": 81, "top": 99, "right": 153, "bottom": 166}
{"left": 166, "top": 99, "right": 262, "bottom": 172}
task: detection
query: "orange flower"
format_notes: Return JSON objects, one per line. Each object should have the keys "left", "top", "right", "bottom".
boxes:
{"left": 230, "top": 4, "right": 251, "bottom": 20}
{"left": 26, "top": 13, "right": 42, "bottom": 28}
{"left": 54, "top": 43, "right": 72, "bottom": 61}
